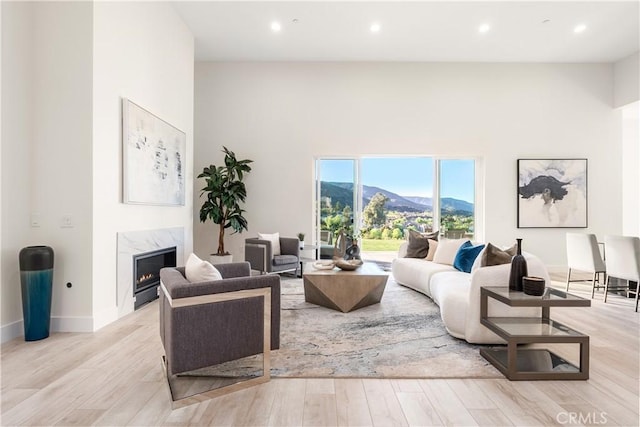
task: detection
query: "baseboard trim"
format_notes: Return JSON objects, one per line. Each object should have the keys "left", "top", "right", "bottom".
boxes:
{"left": 1, "top": 320, "right": 23, "bottom": 343}
{"left": 51, "top": 316, "right": 94, "bottom": 333}
{"left": 93, "top": 306, "right": 119, "bottom": 332}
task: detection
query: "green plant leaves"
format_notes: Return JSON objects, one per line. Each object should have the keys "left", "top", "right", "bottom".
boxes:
{"left": 198, "top": 147, "right": 253, "bottom": 254}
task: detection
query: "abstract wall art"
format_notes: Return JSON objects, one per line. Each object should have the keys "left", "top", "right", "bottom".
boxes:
{"left": 517, "top": 159, "right": 587, "bottom": 228}
{"left": 123, "top": 99, "right": 185, "bottom": 206}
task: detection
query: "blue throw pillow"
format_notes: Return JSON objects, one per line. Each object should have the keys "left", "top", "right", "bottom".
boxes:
{"left": 453, "top": 241, "right": 485, "bottom": 273}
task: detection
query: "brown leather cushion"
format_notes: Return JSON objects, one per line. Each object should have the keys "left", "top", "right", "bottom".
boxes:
{"left": 405, "top": 230, "right": 439, "bottom": 258}
{"left": 481, "top": 243, "right": 517, "bottom": 267}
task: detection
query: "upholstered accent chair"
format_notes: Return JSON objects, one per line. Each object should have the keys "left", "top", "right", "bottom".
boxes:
{"left": 603, "top": 235, "right": 640, "bottom": 312}
{"left": 159, "top": 262, "right": 280, "bottom": 401}
{"left": 566, "top": 232, "right": 606, "bottom": 298}
{"left": 245, "top": 236, "right": 300, "bottom": 274}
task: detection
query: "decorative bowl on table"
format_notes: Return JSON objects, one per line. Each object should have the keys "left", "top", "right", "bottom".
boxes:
{"left": 312, "top": 260, "right": 336, "bottom": 270}
{"left": 335, "top": 259, "right": 363, "bottom": 271}
{"left": 523, "top": 276, "right": 546, "bottom": 296}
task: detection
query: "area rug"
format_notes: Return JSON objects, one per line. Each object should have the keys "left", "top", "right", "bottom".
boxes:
{"left": 270, "top": 276, "right": 500, "bottom": 378}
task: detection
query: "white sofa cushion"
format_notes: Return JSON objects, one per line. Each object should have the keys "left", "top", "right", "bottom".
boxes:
{"left": 430, "top": 271, "right": 470, "bottom": 339}
{"left": 391, "top": 257, "right": 455, "bottom": 297}
{"left": 432, "top": 238, "right": 468, "bottom": 265}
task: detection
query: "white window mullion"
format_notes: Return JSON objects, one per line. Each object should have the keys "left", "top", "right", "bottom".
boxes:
{"left": 433, "top": 159, "right": 440, "bottom": 233}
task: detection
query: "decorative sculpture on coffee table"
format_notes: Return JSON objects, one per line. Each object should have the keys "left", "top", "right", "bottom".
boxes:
{"left": 344, "top": 240, "right": 361, "bottom": 261}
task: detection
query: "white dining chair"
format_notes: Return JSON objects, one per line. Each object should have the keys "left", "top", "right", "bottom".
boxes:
{"left": 566, "top": 233, "right": 606, "bottom": 298}
{"left": 603, "top": 235, "right": 640, "bottom": 312}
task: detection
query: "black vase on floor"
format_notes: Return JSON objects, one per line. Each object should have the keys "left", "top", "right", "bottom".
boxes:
{"left": 508, "top": 238, "right": 528, "bottom": 292}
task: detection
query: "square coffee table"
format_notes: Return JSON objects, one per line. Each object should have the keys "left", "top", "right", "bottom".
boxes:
{"left": 302, "top": 262, "right": 388, "bottom": 313}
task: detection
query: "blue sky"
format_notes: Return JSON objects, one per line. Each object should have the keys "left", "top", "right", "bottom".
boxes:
{"left": 319, "top": 157, "right": 474, "bottom": 203}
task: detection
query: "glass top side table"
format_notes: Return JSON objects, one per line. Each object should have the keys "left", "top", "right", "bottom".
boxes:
{"left": 480, "top": 286, "right": 591, "bottom": 380}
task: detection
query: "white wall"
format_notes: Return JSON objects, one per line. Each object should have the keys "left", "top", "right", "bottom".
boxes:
{"left": 1, "top": 2, "right": 95, "bottom": 338}
{"left": 614, "top": 52, "right": 640, "bottom": 108}
{"left": 1, "top": 1, "right": 194, "bottom": 340}
{"left": 622, "top": 102, "right": 640, "bottom": 237}
{"left": 32, "top": 2, "right": 94, "bottom": 331}
{"left": 92, "top": 2, "right": 194, "bottom": 328}
{"left": 194, "top": 62, "right": 621, "bottom": 266}
{"left": 1, "top": 1, "right": 34, "bottom": 337}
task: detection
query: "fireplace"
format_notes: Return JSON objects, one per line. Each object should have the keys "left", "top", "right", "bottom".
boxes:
{"left": 133, "top": 246, "right": 176, "bottom": 309}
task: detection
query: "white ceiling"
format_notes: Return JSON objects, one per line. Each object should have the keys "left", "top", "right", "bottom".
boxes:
{"left": 171, "top": 1, "right": 640, "bottom": 63}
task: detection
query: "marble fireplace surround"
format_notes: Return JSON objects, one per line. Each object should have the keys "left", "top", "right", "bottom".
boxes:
{"left": 117, "top": 227, "right": 185, "bottom": 317}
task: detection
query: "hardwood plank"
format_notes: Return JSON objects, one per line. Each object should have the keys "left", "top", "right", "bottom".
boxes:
{"left": 468, "top": 409, "right": 515, "bottom": 426}
{"left": 446, "top": 379, "right": 498, "bottom": 410}
{"left": 303, "top": 393, "right": 338, "bottom": 426}
{"left": 362, "top": 379, "right": 408, "bottom": 427}
{"left": 53, "top": 409, "right": 106, "bottom": 426}
{"left": 396, "top": 392, "right": 443, "bottom": 426}
{"left": 267, "top": 378, "right": 306, "bottom": 426}
{"left": 419, "top": 379, "right": 478, "bottom": 426}
{"left": 236, "top": 380, "right": 278, "bottom": 426}
{"left": 335, "top": 379, "right": 373, "bottom": 427}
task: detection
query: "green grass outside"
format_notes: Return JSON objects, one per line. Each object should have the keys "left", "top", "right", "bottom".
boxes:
{"left": 360, "top": 238, "right": 404, "bottom": 252}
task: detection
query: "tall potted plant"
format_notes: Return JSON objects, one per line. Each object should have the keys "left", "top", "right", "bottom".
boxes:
{"left": 198, "top": 147, "right": 253, "bottom": 263}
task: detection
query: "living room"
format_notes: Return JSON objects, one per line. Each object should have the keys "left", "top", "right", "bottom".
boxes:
{"left": 1, "top": 1, "right": 639, "bottom": 425}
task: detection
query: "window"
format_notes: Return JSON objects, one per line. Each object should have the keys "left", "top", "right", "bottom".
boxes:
{"left": 316, "top": 157, "right": 477, "bottom": 260}
{"left": 439, "top": 159, "right": 475, "bottom": 239}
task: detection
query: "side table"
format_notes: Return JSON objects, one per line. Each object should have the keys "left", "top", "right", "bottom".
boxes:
{"left": 480, "top": 286, "right": 591, "bottom": 380}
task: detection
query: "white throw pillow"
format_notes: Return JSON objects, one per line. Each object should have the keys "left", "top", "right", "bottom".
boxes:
{"left": 432, "top": 238, "right": 468, "bottom": 266}
{"left": 185, "top": 253, "right": 222, "bottom": 282}
{"left": 258, "top": 232, "right": 281, "bottom": 256}
{"left": 425, "top": 239, "right": 439, "bottom": 261}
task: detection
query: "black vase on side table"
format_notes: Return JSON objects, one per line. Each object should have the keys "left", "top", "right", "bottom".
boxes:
{"left": 509, "top": 238, "right": 528, "bottom": 292}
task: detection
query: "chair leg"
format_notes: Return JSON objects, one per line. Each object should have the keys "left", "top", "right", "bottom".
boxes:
{"left": 591, "top": 272, "right": 597, "bottom": 299}
{"left": 566, "top": 268, "right": 572, "bottom": 292}
{"left": 604, "top": 275, "right": 610, "bottom": 303}
{"left": 635, "top": 281, "right": 639, "bottom": 312}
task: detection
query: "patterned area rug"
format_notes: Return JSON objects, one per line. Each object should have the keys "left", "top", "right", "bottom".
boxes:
{"left": 271, "top": 276, "right": 500, "bottom": 378}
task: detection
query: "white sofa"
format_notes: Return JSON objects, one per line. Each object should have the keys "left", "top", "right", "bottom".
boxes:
{"left": 391, "top": 242, "right": 551, "bottom": 344}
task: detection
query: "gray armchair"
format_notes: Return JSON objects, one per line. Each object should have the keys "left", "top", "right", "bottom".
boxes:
{"left": 159, "top": 261, "right": 280, "bottom": 399}
{"left": 245, "top": 236, "right": 300, "bottom": 274}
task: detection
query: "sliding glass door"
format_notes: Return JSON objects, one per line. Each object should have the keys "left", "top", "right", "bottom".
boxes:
{"left": 315, "top": 157, "right": 477, "bottom": 262}
{"left": 316, "top": 159, "right": 357, "bottom": 259}
{"left": 439, "top": 159, "right": 475, "bottom": 239}
{"left": 360, "top": 158, "right": 434, "bottom": 259}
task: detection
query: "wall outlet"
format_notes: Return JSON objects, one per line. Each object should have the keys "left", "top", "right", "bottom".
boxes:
{"left": 61, "top": 215, "right": 74, "bottom": 228}
{"left": 30, "top": 214, "right": 41, "bottom": 228}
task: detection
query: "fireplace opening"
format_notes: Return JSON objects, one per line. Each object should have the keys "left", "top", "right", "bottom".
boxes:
{"left": 133, "top": 246, "right": 176, "bottom": 310}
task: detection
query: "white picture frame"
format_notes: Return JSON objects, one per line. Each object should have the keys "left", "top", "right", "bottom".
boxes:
{"left": 122, "top": 99, "right": 185, "bottom": 206}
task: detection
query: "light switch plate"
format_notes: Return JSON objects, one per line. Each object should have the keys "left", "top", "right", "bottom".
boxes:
{"left": 61, "top": 215, "right": 74, "bottom": 228}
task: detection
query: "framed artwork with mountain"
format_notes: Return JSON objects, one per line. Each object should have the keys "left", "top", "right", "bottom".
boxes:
{"left": 517, "top": 158, "right": 587, "bottom": 228}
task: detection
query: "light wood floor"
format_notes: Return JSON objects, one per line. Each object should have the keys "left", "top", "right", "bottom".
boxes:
{"left": 1, "top": 276, "right": 638, "bottom": 426}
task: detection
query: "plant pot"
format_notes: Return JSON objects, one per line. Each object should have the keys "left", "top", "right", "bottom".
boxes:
{"left": 299, "top": 241, "right": 305, "bottom": 250}
{"left": 210, "top": 254, "right": 233, "bottom": 265}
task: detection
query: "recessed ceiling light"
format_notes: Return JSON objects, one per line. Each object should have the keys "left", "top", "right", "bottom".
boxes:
{"left": 574, "top": 24, "right": 587, "bottom": 33}
{"left": 271, "top": 21, "right": 281, "bottom": 32}
{"left": 478, "top": 23, "right": 491, "bottom": 33}
{"left": 370, "top": 22, "right": 381, "bottom": 33}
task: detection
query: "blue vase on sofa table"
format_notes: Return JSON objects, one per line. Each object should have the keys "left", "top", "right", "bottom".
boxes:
{"left": 19, "top": 246, "right": 54, "bottom": 341}
{"left": 508, "top": 239, "right": 528, "bottom": 292}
